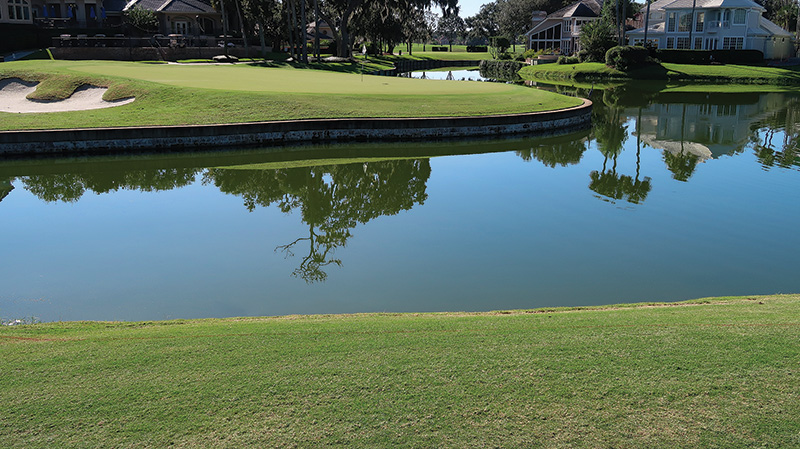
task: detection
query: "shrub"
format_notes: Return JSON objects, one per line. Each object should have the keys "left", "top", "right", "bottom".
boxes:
{"left": 558, "top": 55, "right": 581, "bottom": 64}
{"left": 479, "top": 59, "right": 524, "bottom": 81}
{"left": 576, "top": 49, "right": 590, "bottom": 62}
{"left": 605, "top": 45, "right": 650, "bottom": 71}
{"left": 521, "top": 49, "right": 538, "bottom": 60}
{"left": 467, "top": 45, "right": 488, "bottom": 52}
{"left": 498, "top": 52, "right": 513, "bottom": 60}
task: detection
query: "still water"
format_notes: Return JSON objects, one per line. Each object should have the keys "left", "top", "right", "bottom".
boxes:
{"left": 1, "top": 87, "right": 799, "bottom": 322}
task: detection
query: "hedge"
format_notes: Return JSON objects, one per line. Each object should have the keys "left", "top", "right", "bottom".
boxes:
{"left": 478, "top": 59, "right": 524, "bottom": 81}
{"left": 653, "top": 49, "right": 764, "bottom": 65}
{"left": 605, "top": 45, "right": 650, "bottom": 71}
{"left": 467, "top": 46, "right": 488, "bottom": 52}
{"left": 431, "top": 46, "right": 449, "bottom": 52}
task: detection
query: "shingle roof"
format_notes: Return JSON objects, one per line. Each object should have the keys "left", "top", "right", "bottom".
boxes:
{"left": 124, "top": 0, "right": 217, "bottom": 13}
{"left": 548, "top": 0, "right": 603, "bottom": 19}
{"left": 660, "top": 0, "right": 765, "bottom": 10}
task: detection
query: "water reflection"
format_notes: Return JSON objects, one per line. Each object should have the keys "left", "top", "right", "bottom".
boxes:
{"left": 2, "top": 87, "right": 800, "bottom": 297}
{"left": 204, "top": 160, "right": 431, "bottom": 282}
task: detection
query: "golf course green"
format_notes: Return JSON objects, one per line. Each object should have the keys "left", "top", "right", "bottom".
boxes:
{"left": 0, "top": 60, "right": 583, "bottom": 130}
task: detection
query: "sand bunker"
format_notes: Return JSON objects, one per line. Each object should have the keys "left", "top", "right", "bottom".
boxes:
{"left": 0, "top": 78, "right": 135, "bottom": 113}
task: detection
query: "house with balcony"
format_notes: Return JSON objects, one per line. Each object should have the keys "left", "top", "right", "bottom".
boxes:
{"left": 627, "top": 0, "right": 794, "bottom": 59}
{"left": 524, "top": 0, "right": 603, "bottom": 54}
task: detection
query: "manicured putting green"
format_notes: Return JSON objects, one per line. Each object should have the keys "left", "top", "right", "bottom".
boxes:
{"left": 65, "top": 60, "right": 518, "bottom": 95}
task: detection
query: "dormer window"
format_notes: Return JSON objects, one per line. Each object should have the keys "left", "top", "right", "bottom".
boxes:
{"left": 733, "top": 9, "right": 746, "bottom": 24}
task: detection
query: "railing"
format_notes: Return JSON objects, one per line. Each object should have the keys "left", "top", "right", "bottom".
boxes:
{"left": 51, "top": 35, "right": 245, "bottom": 48}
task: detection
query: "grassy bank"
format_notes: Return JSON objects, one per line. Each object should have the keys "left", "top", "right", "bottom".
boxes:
{"left": 0, "top": 60, "right": 582, "bottom": 131}
{"left": 2, "top": 295, "right": 799, "bottom": 448}
{"left": 521, "top": 61, "right": 800, "bottom": 85}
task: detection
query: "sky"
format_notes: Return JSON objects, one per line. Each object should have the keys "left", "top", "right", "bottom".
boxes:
{"left": 453, "top": 0, "right": 487, "bottom": 18}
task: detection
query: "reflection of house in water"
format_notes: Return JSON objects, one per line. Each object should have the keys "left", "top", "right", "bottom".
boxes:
{"left": 630, "top": 92, "right": 788, "bottom": 160}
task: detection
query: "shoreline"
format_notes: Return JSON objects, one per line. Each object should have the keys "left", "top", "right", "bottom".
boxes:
{"left": 0, "top": 99, "right": 592, "bottom": 156}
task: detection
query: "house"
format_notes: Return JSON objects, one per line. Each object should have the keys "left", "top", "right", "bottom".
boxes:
{"left": 627, "top": 0, "right": 794, "bottom": 59}
{"left": 524, "top": 0, "right": 603, "bottom": 54}
{"left": 1, "top": 0, "right": 33, "bottom": 24}
{"left": 123, "top": 0, "right": 220, "bottom": 36}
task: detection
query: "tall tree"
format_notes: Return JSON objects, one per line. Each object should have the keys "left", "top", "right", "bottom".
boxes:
{"left": 466, "top": 1, "right": 500, "bottom": 44}
{"left": 437, "top": 10, "right": 466, "bottom": 50}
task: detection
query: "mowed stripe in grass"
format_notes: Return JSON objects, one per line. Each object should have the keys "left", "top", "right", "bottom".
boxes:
{"left": 0, "top": 60, "right": 583, "bottom": 130}
{"left": 1, "top": 295, "right": 799, "bottom": 448}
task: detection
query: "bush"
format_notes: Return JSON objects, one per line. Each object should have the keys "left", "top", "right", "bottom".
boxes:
{"left": 498, "top": 52, "right": 513, "bottom": 60}
{"left": 431, "top": 46, "right": 449, "bottom": 52}
{"left": 558, "top": 55, "right": 581, "bottom": 64}
{"left": 478, "top": 59, "right": 524, "bottom": 81}
{"left": 605, "top": 45, "right": 650, "bottom": 71}
{"left": 467, "top": 45, "right": 488, "bottom": 52}
{"left": 577, "top": 49, "right": 590, "bottom": 62}
{"left": 653, "top": 49, "right": 764, "bottom": 65}
{"left": 521, "top": 49, "right": 538, "bottom": 60}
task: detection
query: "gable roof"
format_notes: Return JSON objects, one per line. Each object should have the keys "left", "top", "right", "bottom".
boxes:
{"left": 655, "top": 0, "right": 765, "bottom": 10}
{"left": 525, "top": 0, "right": 604, "bottom": 35}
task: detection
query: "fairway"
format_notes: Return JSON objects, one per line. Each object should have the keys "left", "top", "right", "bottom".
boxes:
{"left": 1, "top": 296, "right": 799, "bottom": 448}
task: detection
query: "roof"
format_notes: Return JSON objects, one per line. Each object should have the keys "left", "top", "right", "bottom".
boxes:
{"left": 548, "top": 0, "right": 603, "bottom": 19}
{"left": 124, "top": 0, "right": 217, "bottom": 14}
{"left": 660, "top": 0, "right": 765, "bottom": 10}
{"left": 524, "top": 0, "right": 603, "bottom": 35}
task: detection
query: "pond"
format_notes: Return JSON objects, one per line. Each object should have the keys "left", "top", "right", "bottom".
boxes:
{"left": 1, "top": 86, "right": 799, "bottom": 322}
{"left": 401, "top": 69, "right": 489, "bottom": 81}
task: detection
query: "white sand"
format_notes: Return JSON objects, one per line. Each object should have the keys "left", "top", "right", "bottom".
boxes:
{"left": 0, "top": 78, "right": 135, "bottom": 114}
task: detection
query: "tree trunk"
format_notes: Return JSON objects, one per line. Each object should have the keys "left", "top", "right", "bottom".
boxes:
{"left": 313, "top": 0, "right": 319, "bottom": 59}
{"left": 220, "top": 0, "right": 229, "bottom": 56}
{"left": 643, "top": 0, "right": 651, "bottom": 45}
{"left": 234, "top": 0, "right": 248, "bottom": 57}
{"left": 300, "top": 0, "right": 307, "bottom": 62}
{"left": 258, "top": 21, "right": 266, "bottom": 57}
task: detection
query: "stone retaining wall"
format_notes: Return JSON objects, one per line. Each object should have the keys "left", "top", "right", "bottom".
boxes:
{"left": 0, "top": 100, "right": 591, "bottom": 157}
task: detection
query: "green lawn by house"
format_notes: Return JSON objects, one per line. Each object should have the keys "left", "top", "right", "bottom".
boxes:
{"left": 0, "top": 60, "right": 582, "bottom": 130}
{"left": 520, "top": 61, "right": 800, "bottom": 85}
{"left": 1, "top": 295, "right": 799, "bottom": 448}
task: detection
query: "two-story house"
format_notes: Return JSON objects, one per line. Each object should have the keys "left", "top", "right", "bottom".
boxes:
{"left": 524, "top": 0, "right": 603, "bottom": 54}
{"left": 627, "top": 0, "right": 794, "bottom": 59}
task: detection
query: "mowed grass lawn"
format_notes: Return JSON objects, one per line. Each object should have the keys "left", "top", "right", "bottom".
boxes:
{"left": 521, "top": 61, "right": 800, "bottom": 86}
{"left": 0, "top": 60, "right": 582, "bottom": 130}
{"left": 2, "top": 295, "right": 799, "bottom": 448}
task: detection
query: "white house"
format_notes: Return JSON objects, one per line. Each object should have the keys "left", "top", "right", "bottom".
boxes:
{"left": 628, "top": 0, "right": 794, "bottom": 59}
{"left": 524, "top": 0, "right": 603, "bottom": 54}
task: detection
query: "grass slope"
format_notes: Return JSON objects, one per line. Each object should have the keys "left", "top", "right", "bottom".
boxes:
{"left": 2, "top": 295, "right": 799, "bottom": 448}
{"left": 521, "top": 61, "right": 800, "bottom": 86}
{"left": 0, "top": 60, "right": 581, "bottom": 131}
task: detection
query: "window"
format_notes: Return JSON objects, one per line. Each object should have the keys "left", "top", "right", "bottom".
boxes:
{"left": 705, "top": 38, "right": 717, "bottom": 50}
{"left": 722, "top": 37, "right": 743, "bottom": 49}
{"left": 695, "top": 12, "right": 704, "bottom": 32}
{"left": 667, "top": 37, "right": 675, "bottom": 49}
{"left": 564, "top": 19, "right": 572, "bottom": 33}
{"left": 723, "top": 10, "right": 731, "bottom": 28}
{"left": 668, "top": 12, "right": 676, "bottom": 32}
{"left": 676, "top": 37, "right": 691, "bottom": 49}
{"left": 694, "top": 37, "right": 702, "bottom": 49}
{"left": 679, "top": 13, "right": 692, "bottom": 32}
{"left": 7, "top": 0, "right": 31, "bottom": 20}
{"left": 734, "top": 9, "right": 746, "bottom": 24}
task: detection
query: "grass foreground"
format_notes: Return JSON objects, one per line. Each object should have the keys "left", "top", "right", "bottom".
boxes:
{"left": 2, "top": 295, "right": 799, "bottom": 448}
{"left": 520, "top": 61, "right": 800, "bottom": 86}
{"left": 0, "top": 59, "right": 582, "bottom": 131}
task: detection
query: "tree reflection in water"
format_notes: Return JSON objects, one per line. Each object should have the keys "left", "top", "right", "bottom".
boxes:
{"left": 204, "top": 159, "right": 431, "bottom": 282}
